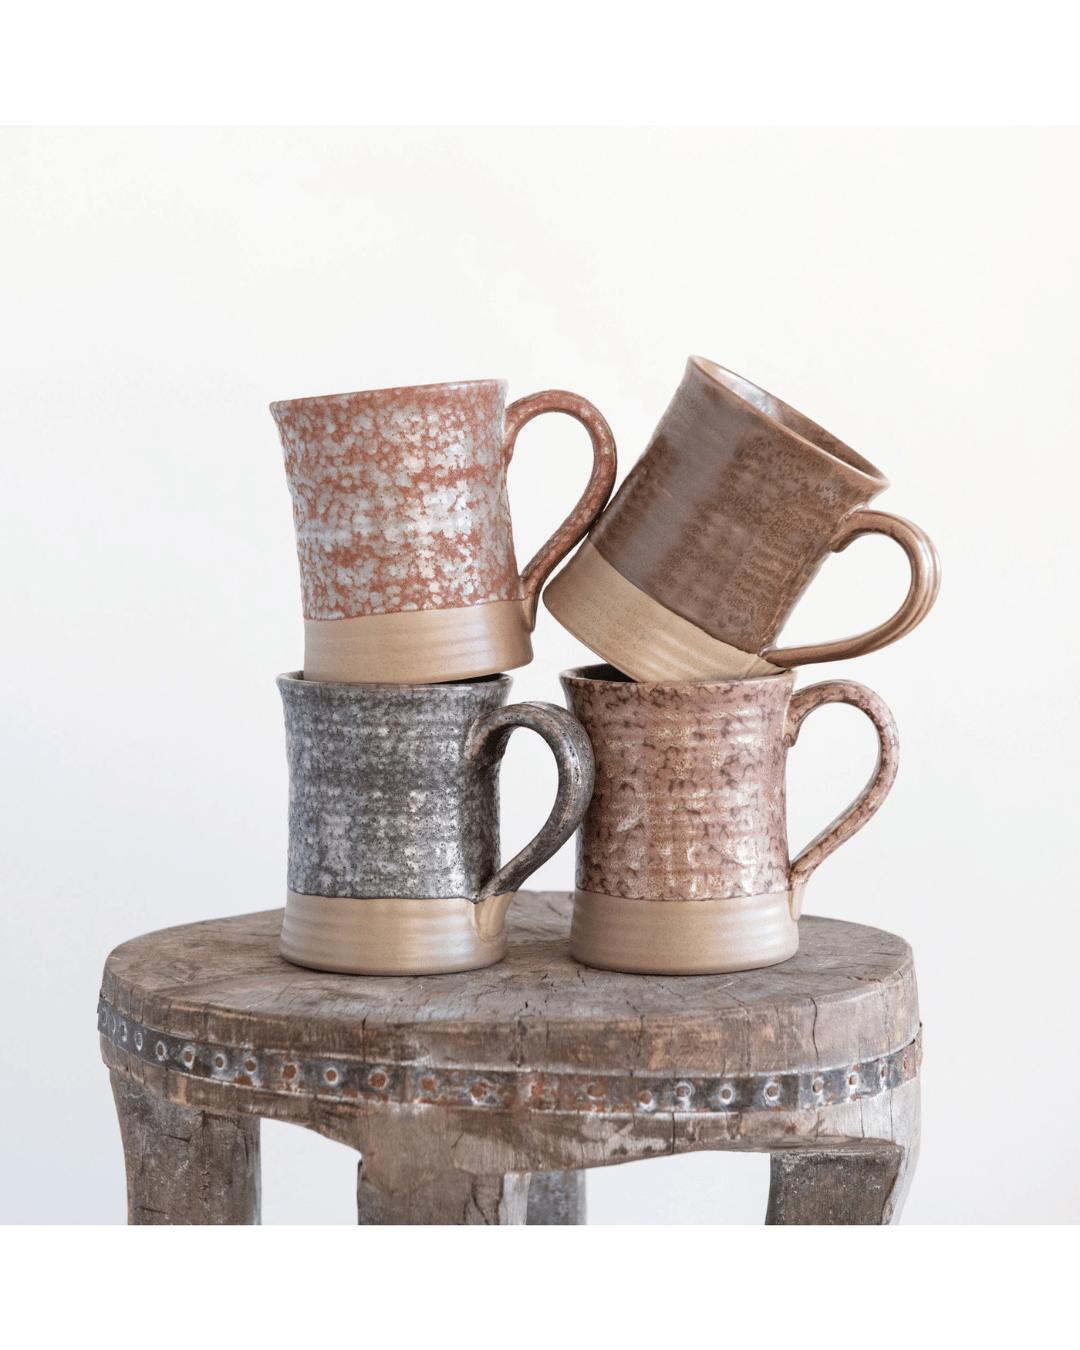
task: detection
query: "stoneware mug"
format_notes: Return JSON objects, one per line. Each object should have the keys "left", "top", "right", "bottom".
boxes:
{"left": 272, "top": 379, "right": 617, "bottom": 684}
{"left": 278, "top": 672, "right": 594, "bottom": 975}
{"left": 559, "top": 664, "right": 899, "bottom": 974}
{"left": 545, "top": 357, "right": 940, "bottom": 681}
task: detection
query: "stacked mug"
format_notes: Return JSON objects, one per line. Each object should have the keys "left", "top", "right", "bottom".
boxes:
{"left": 271, "top": 358, "right": 940, "bottom": 978}
{"left": 271, "top": 378, "right": 616, "bottom": 975}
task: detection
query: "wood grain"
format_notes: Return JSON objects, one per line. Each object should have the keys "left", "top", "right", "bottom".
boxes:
{"left": 100, "top": 892, "right": 919, "bottom": 1075}
{"left": 100, "top": 891, "right": 921, "bottom": 1224}
{"left": 111, "top": 1069, "right": 260, "bottom": 1225}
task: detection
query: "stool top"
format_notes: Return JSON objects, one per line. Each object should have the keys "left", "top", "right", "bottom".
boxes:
{"left": 101, "top": 892, "right": 918, "bottom": 1101}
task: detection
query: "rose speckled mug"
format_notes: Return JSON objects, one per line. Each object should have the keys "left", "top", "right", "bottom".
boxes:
{"left": 560, "top": 664, "right": 899, "bottom": 974}
{"left": 272, "top": 379, "right": 617, "bottom": 684}
{"left": 545, "top": 358, "right": 940, "bottom": 682}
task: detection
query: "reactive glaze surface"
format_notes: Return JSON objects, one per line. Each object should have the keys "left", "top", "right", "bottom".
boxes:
{"left": 278, "top": 672, "right": 594, "bottom": 974}
{"left": 545, "top": 358, "right": 939, "bottom": 672}
{"left": 279, "top": 672, "right": 593, "bottom": 902}
{"left": 560, "top": 665, "right": 898, "bottom": 905}
{"left": 282, "top": 672, "right": 503, "bottom": 899}
{"left": 560, "top": 664, "right": 899, "bottom": 973}
{"left": 562, "top": 666, "right": 796, "bottom": 901}
{"left": 274, "top": 381, "right": 514, "bottom": 621}
{"left": 272, "top": 380, "right": 616, "bottom": 622}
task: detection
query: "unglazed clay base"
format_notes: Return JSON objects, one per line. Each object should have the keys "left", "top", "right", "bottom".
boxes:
{"left": 303, "top": 598, "right": 533, "bottom": 684}
{"left": 543, "top": 541, "right": 780, "bottom": 682}
{"left": 281, "top": 891, "right": 515, "bottom": 975}
{"left": 569, "top": 888, "right": 803, "bottom": 974}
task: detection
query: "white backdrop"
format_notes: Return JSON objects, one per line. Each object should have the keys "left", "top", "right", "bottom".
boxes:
{"left": 2, "top": 127, "right": 1077, "bottom": 1223}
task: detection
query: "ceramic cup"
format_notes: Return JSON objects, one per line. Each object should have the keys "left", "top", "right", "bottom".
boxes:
{"left": 545, "top": 358, "right": 940, "bottom": 682}
{"left": 278, "top": 672, "right": 594, "bottom": 975}
{"left": 272, "top": 380, "right": 617, "bottom": 684}
{"left": 559, "top": 664, "right": 899, "bottom": 974}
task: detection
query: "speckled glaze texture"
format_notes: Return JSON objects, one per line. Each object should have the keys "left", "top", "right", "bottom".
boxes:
{"left": 278, "top": 672, "right": 594, "bottom": 901}
{"left": 560, "top": 665, "right": 899, "bottom": 902}
{"left": 271, "top": 380, "right": 616, "bottom": 622}
{"left": 573, "top": 358, "right": 940, "bottom": 667}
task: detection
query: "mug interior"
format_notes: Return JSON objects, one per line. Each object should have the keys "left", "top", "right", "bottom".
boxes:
{"left": 280, "top": 670, "right": 510, "bottom": 692}
{"left": 690, "top": 356, "right": 887, "bottom": 486}
{"left": 270, "top": 377, "right": 506, "bottom": 416}
{"left": 561, "top": 663, "right": 794, "bottom": 689}
{"left": 434, "top": 673, "right": 508, "bottom": 688}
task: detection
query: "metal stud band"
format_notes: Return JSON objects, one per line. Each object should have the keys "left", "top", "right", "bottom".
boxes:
{"left": 98, "top": 998, "right": 920, "bottom": 1115}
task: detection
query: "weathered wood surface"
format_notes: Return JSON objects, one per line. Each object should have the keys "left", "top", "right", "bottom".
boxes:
{"left": 767, "top": 1143, "right": 903, "bottom": 1225}
{"left": 100, "top": 891, "right": 921, "bottom": 1223}
{"left": 353, "top": 1108, "right": 531, "bottom": 1224}
{"left": 765, "top": 1066, "right": 921, "bottom": 1224}
{"left": 100, "top": 891, "right": 919, "bottom": 1073}
{"left": 111, "top": 1068, "right": 260, "bottom": 1225}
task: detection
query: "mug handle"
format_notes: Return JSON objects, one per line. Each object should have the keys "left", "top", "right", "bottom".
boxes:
{"left": 503, "top": 392, "right": 618, "bottom": 627}
{"left": 466, "top": 701, "right": 595, "bottom": 900}
{"left": 784, "top": 680, "right": 899, "bottom": 917}
{"left": 763, "top": 508, "right": 942, "bottom": 667}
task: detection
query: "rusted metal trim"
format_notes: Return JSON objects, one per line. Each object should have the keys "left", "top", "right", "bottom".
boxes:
{"left": 97, "top": 998, "right": 921, "bottom": 1116}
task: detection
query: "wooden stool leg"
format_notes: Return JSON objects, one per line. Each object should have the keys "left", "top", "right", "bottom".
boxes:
{"left": 357, "top": 1159, "right": 530, "bottom": 1225}
{"left": 766, "top": 1142, "right": 904, "bottom": 1224}
{"left": 354, "top": 1110, "right": 529, "bottom": 1224}
{"left": 526, "top": 1171, "right": 587, "bottom": 1225}
{"left": 110, "top": 1069, "right": 261, "bottom": 1225}
{"left": 765, "top": 1080, "right": 920, "bottom": 1225}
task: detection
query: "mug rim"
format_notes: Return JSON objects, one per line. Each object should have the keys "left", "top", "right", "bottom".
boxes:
{"left": 277, "top": 670, "right": 512, "bottom": 693}
{"left": 559, "top": 662, "right": 796, "bottom": 691}
{"left": 688, "top": 356, "right": 889, "bottom": 489}
{"left": 270, "top": 378, "right": 508, "bottom": 417}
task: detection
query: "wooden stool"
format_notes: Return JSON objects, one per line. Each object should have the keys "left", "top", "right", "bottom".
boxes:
{"left": 98, "top": 891, "right": 921, "bottom": 1225}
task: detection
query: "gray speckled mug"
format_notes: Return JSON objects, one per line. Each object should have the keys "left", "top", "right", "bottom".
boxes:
{"left": 278, "top": 672, "right": 594, "bottom": 975}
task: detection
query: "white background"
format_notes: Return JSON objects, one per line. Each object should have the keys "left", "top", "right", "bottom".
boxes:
{"left": 2, "top": 125, "right": 1078, "bottom": 1226}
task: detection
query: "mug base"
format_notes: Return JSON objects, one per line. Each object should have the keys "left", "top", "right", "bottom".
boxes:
{"left": 281, "top": 890, "right": 514, "bottom": 975}
{"left": 303, "top": 598, "right": 533, "bottom": 684}
{"left": 544, "top": 540, "right": 779, "bottom": 682}
{"left": 569, "top": 888, "right": 801, "bottom": 974}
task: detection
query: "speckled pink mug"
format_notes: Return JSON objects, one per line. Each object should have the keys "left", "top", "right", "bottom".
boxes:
{"left": 560, "top": 664, "right": 900, "bottom": 974}
{"left": 272, "top": 380, "right": 617, "bottom": 684}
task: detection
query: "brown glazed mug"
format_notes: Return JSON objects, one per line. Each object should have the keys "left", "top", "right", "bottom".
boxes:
{"left": 545, "top": 358, "right": 940, "bottom": 681}
{"left": 272, "top": 379, "right": 616, "bottom": 684}
{"left": 560, "top": 664, "right": 899, "bottom": 974}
